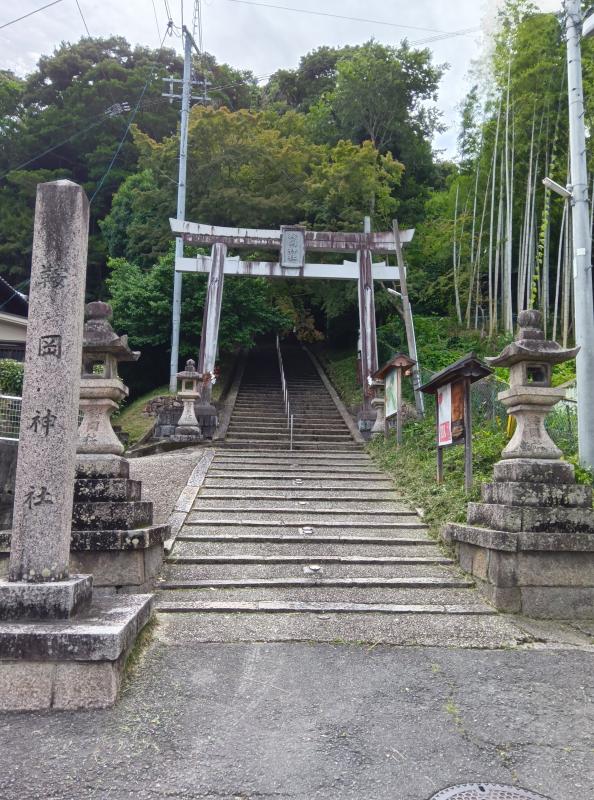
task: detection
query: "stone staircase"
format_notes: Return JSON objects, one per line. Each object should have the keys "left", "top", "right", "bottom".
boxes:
{"left": 157, "top": 347, "right": 521, "bottom": 646}
{"left": 223, "top": 344, "right": 359, "bottom": 451}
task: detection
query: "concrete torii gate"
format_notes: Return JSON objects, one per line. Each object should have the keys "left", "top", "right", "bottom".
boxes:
{"left": 169, "top": 218, "right": 416, "bottom": 412}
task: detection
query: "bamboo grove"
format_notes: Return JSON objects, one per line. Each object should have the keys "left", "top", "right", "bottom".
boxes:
{"left": 439, "top": 0, "right": 594, "bottom": 343}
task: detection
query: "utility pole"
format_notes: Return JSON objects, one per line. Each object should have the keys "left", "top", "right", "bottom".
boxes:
{"left": 168, "top": 27, "right": 193, "bottom": 393}
{"left": 392, "top": 219, "right": 424, "bottom": 417}
{"left": 565, "top": 1, "right": 594, "bottom": 468}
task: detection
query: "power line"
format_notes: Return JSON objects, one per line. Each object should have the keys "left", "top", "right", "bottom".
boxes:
{"left": 90, "top": 24, "right": 173, "bottom": 204}
{"left": 151, "top": 0, "right": 163, "bottom": 44}
{"left": 193, "top": 0, "right": 204, "bottom": 53}
{"left": 0, "top": 115, "right": 109, "bottom": 181}
{"left": 74, "top": 0, "right": 91, "bottom": 36}
{"left": 0, "top": 0, "right": 65, "bottom": 30}
{"left": 221, "top": 0, "right": 479, "bottom": 37}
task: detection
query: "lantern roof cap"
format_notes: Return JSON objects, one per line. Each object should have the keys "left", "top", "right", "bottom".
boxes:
{"left": 176, "top": 358, "right": 203, "bottom": 380}
{"left": 486, "top": 310, "right": 579, "bottom": 368}
{"left": 420, "top": 353, "right": 491, "bottom": 395}
{"left": 82, "top": 301, "right": 139, "bottom": 362}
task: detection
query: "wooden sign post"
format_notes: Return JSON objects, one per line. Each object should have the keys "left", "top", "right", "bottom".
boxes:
{"left": 420, "top": 354, "right": 492, "bottom": 492}
{"left": 372, "top": 353, "right": 416, "bottom": 446}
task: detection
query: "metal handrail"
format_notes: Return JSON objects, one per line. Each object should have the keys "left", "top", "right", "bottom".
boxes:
{"left": 276, "top": 335, "right": 294, "bottom": 451}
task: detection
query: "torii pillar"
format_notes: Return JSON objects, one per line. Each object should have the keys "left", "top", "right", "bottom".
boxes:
{"left": 357, "top": 219, "right": 379, "bottom": 421}
{"left": 197, "top": 242, "right": 227, "bottom": 403}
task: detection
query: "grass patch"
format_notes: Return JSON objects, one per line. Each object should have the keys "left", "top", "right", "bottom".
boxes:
{"left": 315, "top": 347, "right": 363, "bottom": 407}
{"left": 114, "top": 385, "right": 171, "bottom": 446}
{"left": 368, "top": 417, "right": 509, "bottom": 536}
{"left": 123, "top": 614, "right": 158, "bottom": 680}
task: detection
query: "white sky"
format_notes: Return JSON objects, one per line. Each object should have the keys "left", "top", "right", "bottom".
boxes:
{"left": 1, "top": 0, "right": 561, "bottom": 157}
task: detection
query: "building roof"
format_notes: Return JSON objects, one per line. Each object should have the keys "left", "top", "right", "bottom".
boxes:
{"left": 0, "top": 275, "right": 28, "bottom": 318}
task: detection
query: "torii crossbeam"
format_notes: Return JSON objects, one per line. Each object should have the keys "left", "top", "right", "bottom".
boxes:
{"left": 169, "top": 219, "right": 416, "bottom": 410}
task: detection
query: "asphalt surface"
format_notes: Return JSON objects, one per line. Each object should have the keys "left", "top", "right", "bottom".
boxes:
{"left": 0, "top": 626, "right": 592, "bottom": 800}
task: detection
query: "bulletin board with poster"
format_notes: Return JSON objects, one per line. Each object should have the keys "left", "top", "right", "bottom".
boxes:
{"left": 420, "top": 354, "right": 492, "bottom": 492}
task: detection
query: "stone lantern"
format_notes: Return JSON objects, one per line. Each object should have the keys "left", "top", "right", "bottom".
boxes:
{"left": 78, "top": 301, "right": 139, "bottom": 455}
{"left": 173, "top": 358, "right": 203, "bottom": 441}
{"left": 486, "top": 309, "right": 579, "bottom": 461}
{"left": 73, "top": 301, "right": 169, "bottom": 595}
{"left": 444, "top": 309, "right": 594, "bottom": 618}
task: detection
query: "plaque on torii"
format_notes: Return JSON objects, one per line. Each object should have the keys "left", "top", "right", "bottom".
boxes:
{"left": 169, "top": 218, "right": 415, "bottom": 408}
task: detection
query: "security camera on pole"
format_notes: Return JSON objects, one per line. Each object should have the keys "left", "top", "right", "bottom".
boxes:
{"left": 563, "top": 1, "right": 594, "bottom": 468}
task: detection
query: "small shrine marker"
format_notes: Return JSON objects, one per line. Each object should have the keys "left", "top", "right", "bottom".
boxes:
{"left": 8, "top": 180, "right": 89, "bottom": 586}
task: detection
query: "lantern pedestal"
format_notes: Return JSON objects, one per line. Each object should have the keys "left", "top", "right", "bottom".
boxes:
{"left": 444, "top": 310, "right": 594, "bottom": 618}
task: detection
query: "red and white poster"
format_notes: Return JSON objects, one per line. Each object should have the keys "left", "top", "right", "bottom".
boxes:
{"left": 437, "top": 383, "right": 452, "bottom": 446}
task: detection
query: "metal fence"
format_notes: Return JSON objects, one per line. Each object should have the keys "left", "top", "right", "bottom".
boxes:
{"left": 0, "top": 394, "right": 21, "bottom": 440}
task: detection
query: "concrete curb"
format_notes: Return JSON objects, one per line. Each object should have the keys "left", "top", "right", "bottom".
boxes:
{"left": 302, "top": 346, "right": 365, "bottom": 445}
{"left": 164, "top": 449, "right": 215, "bottom": 554}
{"left": 213, "top": 353, "right": 246, "bottom": 442}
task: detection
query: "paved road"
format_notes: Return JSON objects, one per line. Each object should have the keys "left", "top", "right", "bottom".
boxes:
{"left": 0, "top": 624, "right": 591, "bottom": 800}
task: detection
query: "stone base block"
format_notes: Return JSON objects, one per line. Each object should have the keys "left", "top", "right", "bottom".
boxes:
{"left": 170, "top": 434, "right": 202, "bottom": 443}
{"left": 467, "top": 501, "right": 594, "bottom": 534}
{"left": 73, "top": 500, "right": 153, "bottom": 530}
{"left": 70, "top": 542, "right": 164, "bottom": 590}
{"left": 74, "top": 478, "right": 142, "bottom": 502}
{"left": 493, "top": 458, "right": 574, "bottom": 484}
{"left": 76, "top": 455, "right": 129, "bottom": 479}
{"left": 446, "top": 522, "right": 594, "bottom": 618}
{"left": 0, "top": 575, "right": 92, "bottom": 620}
{"left": 0, "top": 525, "right": 167, "bottom": 593}
{"left": 0, "top": 593, "right": 152, "bottom": 711}
{"left": 482, "top": 480, "right": 592, "bottom": 508}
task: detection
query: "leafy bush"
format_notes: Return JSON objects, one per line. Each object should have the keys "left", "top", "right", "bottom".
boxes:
{"left": 0, "top": 359, "right": 24, "bottom": 395}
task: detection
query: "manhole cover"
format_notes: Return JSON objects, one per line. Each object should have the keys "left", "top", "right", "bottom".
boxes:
{"left": 430, "top": 786, "right": 550, "bottom": 800}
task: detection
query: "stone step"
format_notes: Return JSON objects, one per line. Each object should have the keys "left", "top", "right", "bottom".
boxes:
{"left": 177, "top": 531, "right": 430, "bottom": 545}
{"left": 158, "top": 574, "right": 473, "bottom": 590}
{"left": 193, "top": 496, "right": 408, "bottom": 510}
{"left": 180, "top": 523, "right": 429, "bottom": 538}
{"left": 162, "top": 562, "right": 455, "bottom": 580}
{"left": 227, "top": 422, "right": 349, "bottom": 432}
{"left": 229, "top": 415, "right": 343, "bottom": 424}
{"left": 156, "top": 599, "right": 492, "bottom": 615}
{"left": 74, "top": 477, "right": 141, "bottom": 502}
{"left": 168, "top": 551, "right": 448, "bottom": 565}
{"left": 222, "top": 442, "right": 362, "bottom": 451}
{"left": 212, "top": 462, "right": 377, "bottom": 479}
{"left": 209, "top": 465, "right": 382, "bottom": 475}
{"left": 203, "top": 477, "right": 393, "bottom": 488}
{"left": 198, "top": 490, "right": 400, "bottom": 500}
{"left": 226, "top": 426, "right": 352, "bottom": 437}
{"left": 185, "top": 510, "right": 420, "bottom": 525}
{"left": 219, "top": 442, "right": 294, "bottom": 451}
{"left": 225, "top": 432, "right": 354, "bottom": 442}
{"left": 203, "top": 475, "right": 392, "bottom": 492}
{"left": 212, "top": 462, "right": 371, "bottom": 476}
{"left": 155, "top": 585, "right": 478, "bottom": 605}
{"left": 172, "top": 540, "right": 439, "bottom": 558}
{"left": 152, "top": 610, "right": 520, "bottom": 647}
{"left": 211, "top": 452, "right": 372, "bottom": 463}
